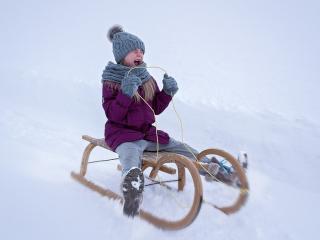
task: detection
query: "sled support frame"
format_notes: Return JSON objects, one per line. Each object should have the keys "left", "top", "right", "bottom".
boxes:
{"left": 71, "top": 135, "right": 203, "bottom": 230}
{"left": 71, "top": 135, "right": 249, "bottom": 230}
{"left": 78, "top": 135, "right": 186, "bottom": 190}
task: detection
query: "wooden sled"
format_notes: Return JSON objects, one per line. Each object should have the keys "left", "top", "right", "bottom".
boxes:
{"left": 71, "top": 135, "right": 249, "bottom": 230}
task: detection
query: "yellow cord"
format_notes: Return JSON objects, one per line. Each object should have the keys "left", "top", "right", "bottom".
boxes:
{"left": 126, "top": 66, "right": 168, "bottom": 77}
{"left": 136, "top": 91, "right": 160, "bottom": 162}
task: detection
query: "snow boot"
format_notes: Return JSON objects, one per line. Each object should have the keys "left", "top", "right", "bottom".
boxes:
{"left": 205, "top": 153, "right": 248, "bottom": 187}
{"left": 204, "top": 162, "right": 220, "bottom": 182}
{"left": 205, "top": 162, "right": 239, "bottom": 186}
{"left": 122, "top": 167, "right": 144, "bottom": 217}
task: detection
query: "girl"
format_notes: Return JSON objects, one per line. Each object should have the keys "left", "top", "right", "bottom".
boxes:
{"left": 101, "top": 25, "right": 238, "bottom": 217}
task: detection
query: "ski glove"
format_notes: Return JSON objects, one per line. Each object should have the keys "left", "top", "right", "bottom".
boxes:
{"left": 121, "top": 75, "right": 142, "bottom": 97}
{"left": 162, "top": 74, "right": 178, "bottom": 96}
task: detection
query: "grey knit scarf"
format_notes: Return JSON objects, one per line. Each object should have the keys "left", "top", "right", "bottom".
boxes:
{"left": 101, "top": 61, "right": 151, "bottom": 84}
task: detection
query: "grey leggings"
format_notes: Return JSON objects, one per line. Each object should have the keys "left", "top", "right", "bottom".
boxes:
{"left": 115, "top": 138, "right": 210, "bottom": 174}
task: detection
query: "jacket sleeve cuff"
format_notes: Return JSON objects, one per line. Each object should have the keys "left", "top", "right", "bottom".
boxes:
{"left": 160, "top": 89, "right": 173, "bottom": 101}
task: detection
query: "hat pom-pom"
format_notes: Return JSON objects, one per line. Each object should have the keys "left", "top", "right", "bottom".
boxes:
{"left": 107, "top": 25, "right": 123, "bottom": 41}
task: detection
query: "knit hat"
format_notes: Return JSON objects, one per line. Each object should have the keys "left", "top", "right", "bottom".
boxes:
{"left": 107, "top": 25, "right": 145, "bottom": 63}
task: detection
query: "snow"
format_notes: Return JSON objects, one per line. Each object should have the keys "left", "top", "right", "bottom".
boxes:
{"left": 1, "top": 0, "right": 320, "bottom": 239}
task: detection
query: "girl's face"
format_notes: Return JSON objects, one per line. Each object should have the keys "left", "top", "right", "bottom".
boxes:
{"left": 122, "top": 48, "right": 144, "bottom": 67}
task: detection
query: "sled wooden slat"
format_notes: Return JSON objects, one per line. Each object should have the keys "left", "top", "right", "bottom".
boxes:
{"left": 82, "top": 135, "right": 111, "bottom": 149}
{"left": 81, "top": 135, "right": 177, "bottom": 175}
{"left": 80, "top": 135, "right": 177, "bottom": 178}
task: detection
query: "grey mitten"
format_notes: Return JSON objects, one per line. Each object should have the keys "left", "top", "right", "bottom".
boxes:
{"left": 121, "top": 75, "right": 142, "bottom": 97}
{"left": 162, "top": 74, "right": 178, "bottom": 96}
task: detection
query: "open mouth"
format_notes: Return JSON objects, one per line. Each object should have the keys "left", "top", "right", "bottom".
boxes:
{"left": 134, "top": 59, "right": 142, "bottom": 66}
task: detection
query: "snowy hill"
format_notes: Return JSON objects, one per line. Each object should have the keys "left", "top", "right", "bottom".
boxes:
{"left": 1, "top": 1, "right": 319, "bottom": 240}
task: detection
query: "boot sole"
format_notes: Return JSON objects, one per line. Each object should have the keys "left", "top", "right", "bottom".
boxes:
{"left": 122, "top": 168, "right": 144, "bottom": 217}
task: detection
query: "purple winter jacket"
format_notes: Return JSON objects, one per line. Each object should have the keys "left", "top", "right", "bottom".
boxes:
{"left": 102, "top": 78, "right": 172, "bottom": 151}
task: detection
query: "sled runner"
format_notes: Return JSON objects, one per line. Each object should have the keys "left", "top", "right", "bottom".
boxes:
{"left": 71, "top": 135, "right": 249, "bottom": 230}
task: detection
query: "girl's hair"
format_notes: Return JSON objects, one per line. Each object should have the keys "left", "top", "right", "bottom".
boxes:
{"left": 104, "top": 77, "right": 156, "bottom": 102}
